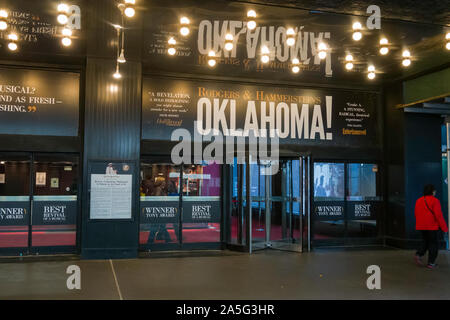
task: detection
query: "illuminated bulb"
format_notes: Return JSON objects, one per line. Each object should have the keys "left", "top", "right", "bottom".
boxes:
{"left": 352, "top": 22, "right": 362, "bottom": 30}
{"left": 352, "top": 31, "right": 362, "bottom": 41}
{"left": 261, "top": 55, "right": 269, "bottom": 63}
{"left": 247, "top": 20, "right": 256, "bottom": 30}
{"left": 446, "top": 42, "right": 450, "bottom": 50}
{"left": 286, "top": 28, "right": 295, "bottom": 46}
{"left": 180, "top": 26, "right": 189, "bottom": 36}
{"left": 62, "top": 27, "right": 72, "bottom": 37}
{"left": 224, "top": 33, "right": 234, "bottom": 51}
{"left": 208, "top": 50, "right": 216, "bottom": 67}
{"left": 402, "top": 58, "right": 411, "bottom": 67}
{"left": 318, "top": 51, "right": 326, "bottom": 59}
{"left": 261, "top": 45, "right": 269, "bottom": 54}
{"left": 0, "top": 21, "right": 7, "bottom": 31}
{"left": 168, "top": 47, "right": 176, "bottom": 55}
{"left": 247, "top": 10, "right": 256, "bottom": 18}
{"left": 8, "top": 42, "right": 17, "bottom": 51}
{"left": 292, "top": 58, "right": 300, "bottom": 65}
{"left": 368, "top": 72, "right": 375, "bottom": 80}
{"left": 292, "top": 66, "right": 300, "bottom": 73}
{"left": 62, "top": 37, "right": 71, "bottom": 46}
{"left": 8, "top": 33, "right": 17, "bottom": 41}
{"left": 168, "top": 37, "right": 176, "bottom": 45}
{"left": 124, "top": 6, "right": 135, "bottom": 17}
{"left": 402, "top": 50, "right": 411, "bottom": 58}
{"left": 261, "top": 45, "right": 270, "bottom": 63}
{"left": 380, "top": 38, "right": 388, "bottom": 45}
{"left": 113, "top": 66, "right": 122, "bottom": 79}
{"left": 57, "top": 3, "right": 69, "bottom": 13}
{"left": 368, "top": 65, "right": 375, "bottom": 72}
{"left": 446, "top": 32, "right": 450, "bottom": 40}
{"left": 180, "top": 17, "right": 190, "bottom": 25}
{"left": 0, "top": 9, "right": 8, "bottom": 18}
{"left": 379, "top": 47, "right": 389, "bottom": 55}
{"left": 318, "top": 43, "right": 327, "bottom": 51}
{"left": 345, "top": 62, "right": 354, "bottom": 70}
{"left": 57, "top": 14, "right": 68, "bottom": 25}
{"left": 118, "top": 49, "right": 126, "bottom": 63}
{"left": 345, "top": 54, "right": 353, "bottom": 61}
{"left": 124, "top": 0, "right": 135, "bottom": 4}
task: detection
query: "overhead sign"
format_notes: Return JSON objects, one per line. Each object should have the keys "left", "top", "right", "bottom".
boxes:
{"left": 0, "top": 68, "right": 79, "bottom": 136}
{"left": 142, "top": 77, "right": 379, "bottom": 148}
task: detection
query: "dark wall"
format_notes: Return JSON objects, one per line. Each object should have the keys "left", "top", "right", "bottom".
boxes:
{"left": 404, "top": 113, "right": 443, "bottom": 239}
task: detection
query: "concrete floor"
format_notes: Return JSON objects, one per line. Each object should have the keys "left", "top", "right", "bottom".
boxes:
{"left": 0, "top": 248, "right": 449, "bottom": 300}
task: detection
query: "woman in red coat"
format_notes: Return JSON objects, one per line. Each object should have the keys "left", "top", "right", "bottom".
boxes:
{"left": 414, "top": 184, "right": 449, "bottom": 269}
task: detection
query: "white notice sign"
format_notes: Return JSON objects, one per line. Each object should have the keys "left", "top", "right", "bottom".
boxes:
{"left": 90, "top": 174, "right": 133, "bottom": 219}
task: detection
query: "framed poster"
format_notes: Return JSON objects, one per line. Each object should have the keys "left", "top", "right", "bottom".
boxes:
{"left": 89, "top": 161, "right": 135, "bottom": 220}
{"left": 50, "top": 178, "right": 59, "bottom": 188}
{"left": 36, "top": 172, "right": 46, "bottom": 186}
{"left": 0, "top": 174, "right": 5, "bottom": 184}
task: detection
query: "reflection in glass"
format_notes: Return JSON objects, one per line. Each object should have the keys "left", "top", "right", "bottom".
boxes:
{"left": 314, "top": 163, "right": 345, "bottom": 199}
{"left": 348, "top": 163, "right": 377, "bottom": 199}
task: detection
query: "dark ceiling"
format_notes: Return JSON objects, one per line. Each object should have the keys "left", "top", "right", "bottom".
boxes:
{"left": 232, "top": 0, "right": 450, "bottom": 25}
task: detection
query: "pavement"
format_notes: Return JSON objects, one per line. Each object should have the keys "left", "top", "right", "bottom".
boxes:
{"left": 0, "top": 248, "right": 449, "bottom": 300}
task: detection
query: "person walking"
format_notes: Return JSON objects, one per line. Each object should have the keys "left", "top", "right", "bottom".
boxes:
{"left": 414, "top": 184, "right": 448, "bottom": 269}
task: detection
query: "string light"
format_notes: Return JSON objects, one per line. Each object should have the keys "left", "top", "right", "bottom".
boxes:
{"left": 167, "top": 37, "right": 176, "bottom": 56}
{"left": 207, "top": 50, "right": 216, "bottom": 67}
{"left": 291, "top": 58, "right": 300, "bottom": 73}
{"left": 367, "top": 65, "right": 376, "bottom": 79}
{"left": 318, "top": 42, "right": 327, "bottom": 60}
{"left": 7, "top": 33, "right": 18, "bottom": 51}
{"left": 286, "top": 28, "right": 295, "bottom": 46}
{"left": 402, "top": 50, "right": 411, "bottom": 67}
{"left": 345, "top": 54, "right": 354, "bottom": 70}
{"left": 0, "top": 9, "right": 8, "bottom": 31}
{"left": 180, "top": 17, "right": 190, "bottom": 36}
{"left": 379, "top": 38, "right": 389, "bottom": 55}
{"left": 247, "top": 10, "right": 257, "bottom": 30}
{"left": 352, "top": 22, "right": 362, "bottom": 41}
{"left": 57, "top": 3, "right": 69, "bottom": 25}
{"left": 224, "top": 33, "right": 234, "bottom": 51}
{"left": 261, "top": 45, "right": 270, "bottom": 63}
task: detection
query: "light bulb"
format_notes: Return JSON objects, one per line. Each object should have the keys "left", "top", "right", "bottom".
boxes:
{"left": 118, "top": 49, "right": 126, "bottom": 63}
{"left": 352, "top": 31, "right": 362, "bottom": 41}
{"left": 57, "top": 3, "right": 69, "bottom": 13}
{"left": 368, "top": 65, "right": 375, "bottom": 72}
{"left": 180, "top": 17, "right": 190, "bottom": 25}
{"left": 380, "top": 38, "right": 388, "bottom": 45}
{"left": 379, "top": 47, "right": 389, "bottom": 55}
{"left": 352, "top": 22, "right": 362, "bottom": 30}
{"left": 446, "top": 32, "right": 450, "bottom": 40}
{"left": 180, "top": 26, "right": 189, "bottom": 36}
{"left": 124, "top": 0, "right": 135, "bottom": 4}
{"left": 168, "top": 37, "right": 176, "bottom": 45}
{"left": 208, "top": 50, "right": 215, "bottom": 57}
{"left": 345, "top": 62, "right": 354, "bottom": 70}
{"left": 402, "top": 50, "right": 411, "bottom": 58}
{"left": 292, "top": 58, "right": 300, "bottom": 65}
{"left": 208, "top": 59, "right": 216, "bottom": 67}
{"left": 124, "top": 7, "right": 135, "bottom": 17}
{"left": 446, "top": 42, "right": 450, "bottom": 50}
{"left": 368, "top": 72, "right": 375, "bottom": 80}
{"left": 8, "top": 42, "right": 17, "bottom": 51}
{"left": 57, "top": 14, "right": 68, "bottom": 25}
{"left": 247, "top": 20, "right": 256, "bottom": 30}
{"left": 0, "top": 9, "right": 8, "bottom": 18}
{"left": 318, "top": 51, "right": 327, "bottom": 59}
{"left": 62, "top": 27, "right": 72, "bottom": 37}
{"left": 225, "top": 42, "right": 233, "bottom": 51}
{"left": 62, "top": 37, "right": 72, "bottom": 46}
{"left": 286, "top": 37, "right": 295, "bottom": 46}
{"left": 402, "top": 59, "right": 411, "bottom": 67}
{"left": 113, "top": 68, "right": 122, "bottom": 79}
{"left": 247, "top": 10, "right": 256, "bottom": 18}
{"left": 292, "top": 66, "right": 300, "bottom": 73}
{"left": 225, "top": 33, "right": 233, "bottom": 41}
{"left": 8, "top": 33, "right": 17, "bottom": 41}
{"left": 261, "top": 55, "right": 269, "bottom": 63}
{"left": 261, "top": 45, "right": 269, "bottom": 55}
{"left": 345, "top": 54, "right": 353, "bottom": 61}
{"left": 318, "top": 42, "right": 327, "bottom": 51}
{"left": 0, "top": 21, "right": 7, "bottom": 31}
{"left": 168, "top": 47, "right": 176, "bottom": 55}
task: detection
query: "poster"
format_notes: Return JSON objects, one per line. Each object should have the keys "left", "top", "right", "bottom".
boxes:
{"left": 36, "top": 172, "right": 46, "bottom": 186}
{"left": 142, "top": 77, "right": 379, "bottom": 148}
{"left": 51, "top": 178, "right": 59, "bottom": 188}
{"left": 0, "top": 174, "right": 5, "bottom": 184}
{"left": 0, "top": 68, "right": 80, "bottom": 136}
{"left": 89, "top": 162, "right": 134, "bottom": 220}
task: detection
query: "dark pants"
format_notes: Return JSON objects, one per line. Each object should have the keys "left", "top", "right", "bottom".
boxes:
{"left": 416, "top": 230, "right": 439, "bottom": 264}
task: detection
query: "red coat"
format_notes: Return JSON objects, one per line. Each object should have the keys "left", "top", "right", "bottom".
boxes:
{"left": 415, "top": 196, "right": 448, "bottom": 232}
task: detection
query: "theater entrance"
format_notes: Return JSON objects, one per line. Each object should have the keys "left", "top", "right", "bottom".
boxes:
{"left": 230, "top": 157, "right": 311, "bottom": 253}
